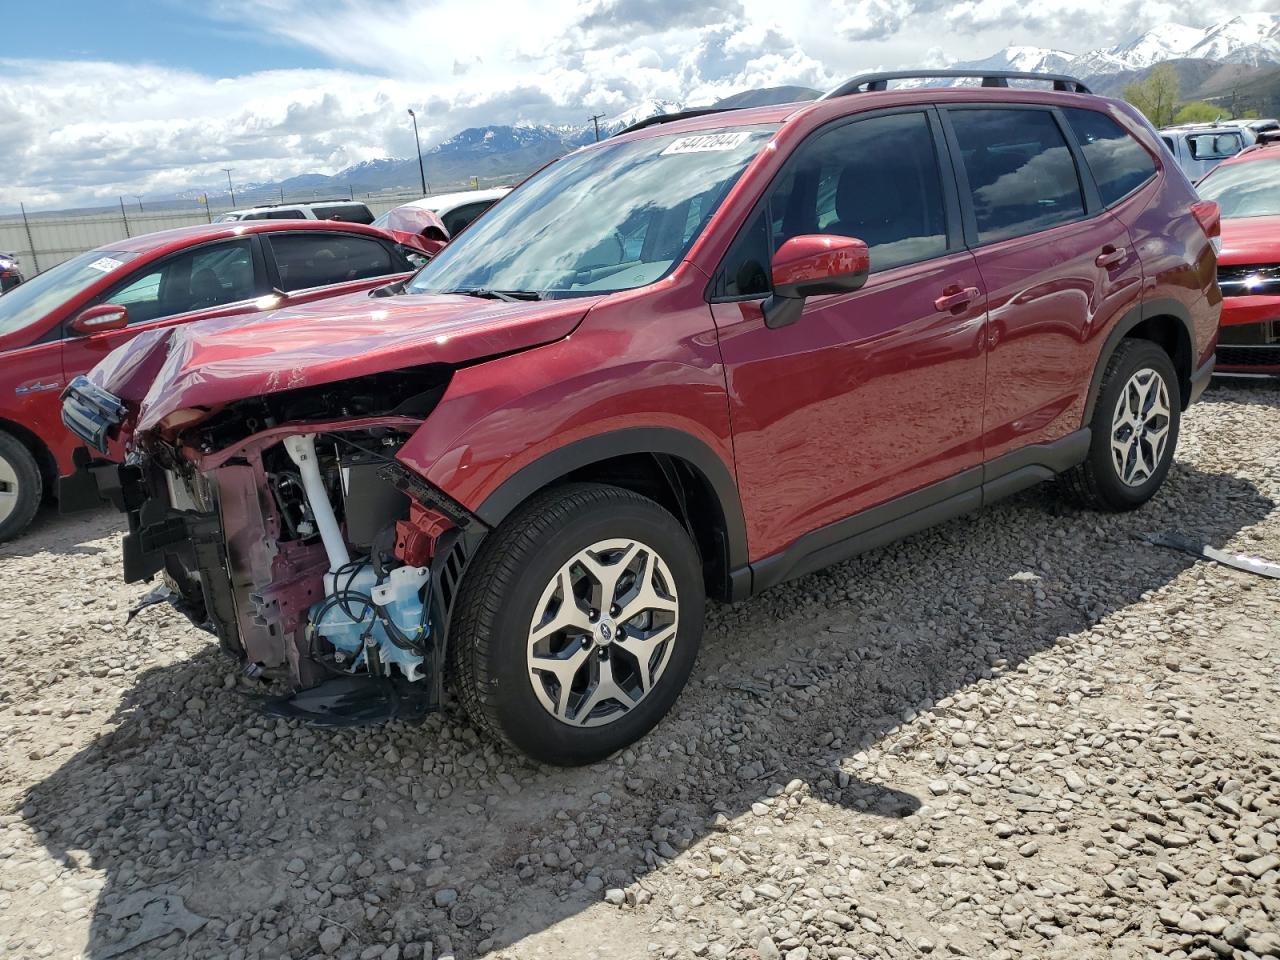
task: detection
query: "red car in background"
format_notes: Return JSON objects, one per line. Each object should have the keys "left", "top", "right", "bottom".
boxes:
{"left": 0, "top": 219, "right": 432, "bottom": 540}
{"left": 1197, "top": 139, "right": 1280, "bottom": 376}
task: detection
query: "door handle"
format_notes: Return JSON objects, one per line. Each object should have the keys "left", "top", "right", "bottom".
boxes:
{"left": 934, "top": 285, "right": 980, "bottom": 312}
{"left": 1095, "top": 245, "right": 1127, "bottom": 268}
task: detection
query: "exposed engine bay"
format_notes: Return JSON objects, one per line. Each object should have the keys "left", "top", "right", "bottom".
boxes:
{"left": 62, "top": 368, "right": 485, "bottom": 724}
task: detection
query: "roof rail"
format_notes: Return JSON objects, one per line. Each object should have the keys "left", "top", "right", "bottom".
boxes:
{"left": 820, "top": 70, "right": 1092, "bottom": 99}
{"left": 614, "top": 106, "right": 742, "bottom": 136}
{"left": 242, "top": 198, "right": 362, "bottom": 209}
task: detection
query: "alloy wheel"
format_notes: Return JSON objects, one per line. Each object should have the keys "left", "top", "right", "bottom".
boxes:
{"left": 0, "top": 455, "right": 19, "bottom": 526}
{"left": 1110, "top": 367, "right": 1171, "bottom": 487}
{"left": 526, "top": 538, "right": 680, "bottom": 727}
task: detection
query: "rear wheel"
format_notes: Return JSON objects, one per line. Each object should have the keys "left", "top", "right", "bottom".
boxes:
{"left": 449, "top": 483, "right": 705, "bottom": 765}
{"left": 1060, "top": 339, "right": 1180, "bottom": 512}
{"left": 0, "top": 430, "right": 42, "bottom": 542}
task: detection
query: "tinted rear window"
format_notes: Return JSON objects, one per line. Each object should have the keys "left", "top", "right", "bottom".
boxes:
{"left": 268, "top": 233, "right": 395, "bottom": 291}
{"left": 1062, "top": 108, "right": 1157, "bottom": 206}
{"left": 441, "top": 200, "right": 496, "bottom": 236}
{"left": 312, "top": 204, "right": 375, "bottom": 224}
{"left": 950, "top": 108, "right": 1086, "bottom": 244}
{"left": 1187, "top": 133, "right": 1242, "bottom": 160}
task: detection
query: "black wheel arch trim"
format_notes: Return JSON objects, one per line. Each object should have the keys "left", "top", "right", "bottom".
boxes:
{"left": 1083, "top": 297, "right": 1195, "bottom": 424}
{"left": 473, "top": 427, "right": 750, "bottom": 593}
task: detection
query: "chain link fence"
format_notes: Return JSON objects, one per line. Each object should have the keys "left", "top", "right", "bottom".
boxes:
{"left": 0, "top": 176, "right": 513, "bottom": 276}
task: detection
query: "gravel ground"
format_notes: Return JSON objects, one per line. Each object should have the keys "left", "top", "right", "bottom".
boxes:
{"left": 0, "top": 381, "right": 1278, "bottom": 960}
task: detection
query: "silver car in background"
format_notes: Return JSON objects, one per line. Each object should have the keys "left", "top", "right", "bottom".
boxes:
{"left": 1159, "top": 119, "right": 1279, "bottom": 181}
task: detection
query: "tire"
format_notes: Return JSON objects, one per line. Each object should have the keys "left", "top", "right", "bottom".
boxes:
{"left": 1060, "top": 339, "right": 1180, "bottom": 512}
{"left": 0, "top": 430, "right": 42, "bottom": 543}
{"left": 449, "top": 482, "right": 705, "bottom": 766}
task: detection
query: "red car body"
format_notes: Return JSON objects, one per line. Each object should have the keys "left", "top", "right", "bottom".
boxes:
{"left": 64, "top": 81, "right": 1219, "bottom": 754}
{"left": 1203, "top": 144, "right": 1280, "bottom": 375}
{"left": 0, "top": 220, "right": 430, "bottom": 520}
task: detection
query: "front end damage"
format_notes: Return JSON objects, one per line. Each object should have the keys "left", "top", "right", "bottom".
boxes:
{"left": 62, "top": 371, "right": 487, "bottom": 725}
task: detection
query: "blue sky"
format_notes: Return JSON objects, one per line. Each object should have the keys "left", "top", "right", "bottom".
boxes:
{"left": 2, "top": 0, "right": 1274, "bottom": 211}
{"left": 7, "top": 1, "right": 326, "bottom": 74}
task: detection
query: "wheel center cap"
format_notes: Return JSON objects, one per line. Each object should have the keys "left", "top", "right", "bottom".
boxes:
{"left": 596, "top": 618, "right": 616, "bottom": 646}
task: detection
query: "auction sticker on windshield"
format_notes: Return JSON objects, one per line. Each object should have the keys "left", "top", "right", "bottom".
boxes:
{"left": 87, "top": 257, "right": 126, "bottom": 273}
{"left": 660, "top": 132, "right": 753, "bottom": 156}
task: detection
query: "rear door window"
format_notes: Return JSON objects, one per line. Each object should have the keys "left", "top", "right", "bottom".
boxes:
{"left": 311, "top": 204, "right": 376, "bottom": 224}
{"left": 440, "top": 201, "right": 496, "bottom": 236}
{"left": 1187, "top": 132, "right": 1243, "bottom": 161}
{"left": 267, "top": 233, "right": 397, "bottom": 291}
{"left": 948, "top": 108, "right": 1086, "bottom": 244}
{"left": 1061, "top": 108, "right": 1158, "bottom": 206}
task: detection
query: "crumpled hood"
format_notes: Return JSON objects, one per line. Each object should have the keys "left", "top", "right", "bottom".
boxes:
{"left": 87, "top": 289, "right": 599, "bottom": 437}
{"left": 1219, "top": 215, "right": 1280, "bottom": 267}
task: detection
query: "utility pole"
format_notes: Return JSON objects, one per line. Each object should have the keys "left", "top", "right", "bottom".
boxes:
{"left": 589, "top": 113, "right": 607, "bottom": 142}
{"left": 222, "top": 168, "right": 236, "bottom": 206}
{"left": 18, "top": 202, "right": 40, "bottom": 274}
{"left": 408, "top": 109, "right": 428, "bottom": 196}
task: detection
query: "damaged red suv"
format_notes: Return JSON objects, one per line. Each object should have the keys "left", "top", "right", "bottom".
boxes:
{"left": 64, "top": 71, "right": 1220, "bottom": 765}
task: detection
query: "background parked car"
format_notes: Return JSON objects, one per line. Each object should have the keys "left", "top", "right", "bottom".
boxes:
{"left": 0, "top": 219, "right": 431, "bottom": 541}
{"left": 372, "top": 187, "right": 511, "bottom": 242}
{"left": 213, "top": 199, "right": 375, "bottom": 224}
{"left": 1159, "top": 121, "right": 1272, "bottom": 180}
{"left": 1197, "top": 138, "right": 1280, "bottom": 376}
{"left": 0, "top": 252, "right": 24, "bottom": 293}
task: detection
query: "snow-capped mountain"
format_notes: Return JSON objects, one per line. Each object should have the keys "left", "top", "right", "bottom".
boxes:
{"left": 602, "top": 98, "right": 687, "bottom": 134}
{"left": 1076, "top": 23, "right": 1209, "bottom": 73}
{"left": 958, "top": 45, "right": 1076, "bottom": 76}
{"left": 959, "top": 13, "right": 1280, "bottom": 78}
{"left": 1186, "top": 14, "right": 1280, "bottom": 66}
{"left": 338, "top": 158, "right": 405, "bottom": 179}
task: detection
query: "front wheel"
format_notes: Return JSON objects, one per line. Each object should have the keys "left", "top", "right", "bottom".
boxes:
{"left": 0, "top": 431, "right": 42, "bottom": 542}
{"left": 1060, "top": 339, "right": 1180, "bottom": 512}
{"left": 449, "top": 483, "right": 705, "bottom": 765}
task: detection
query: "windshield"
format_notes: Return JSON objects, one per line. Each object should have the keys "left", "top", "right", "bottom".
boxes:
{"left": 1198, "top": 157, "right": 1280, "bottom": 218}
{"left": 406, "top": 125, "right": 775, "bottom": 298}
{"left": 0, "top": 249, "right": 139, "bottom": 337}
{"left": 1198, "top": 156, "right": 1280, "bottom": 218}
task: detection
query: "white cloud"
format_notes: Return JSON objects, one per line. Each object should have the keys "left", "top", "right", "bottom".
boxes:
{"left": 1, "top": 0, "right": 1276, "bottom": 210}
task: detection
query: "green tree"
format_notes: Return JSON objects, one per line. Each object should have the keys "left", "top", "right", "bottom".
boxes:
{"left": 1123, "top": 64, "right": 1181, "bottom": 128}
{"left": 1173, "top": 101, "right": 1223, "bottom": 124}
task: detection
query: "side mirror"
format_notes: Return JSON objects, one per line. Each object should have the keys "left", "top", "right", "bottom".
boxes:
{"left": 69, "top": 304, "right": 129, "bottom": 335}
{"left": 764, "top": 235, "right": 870, "bottom": 329}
